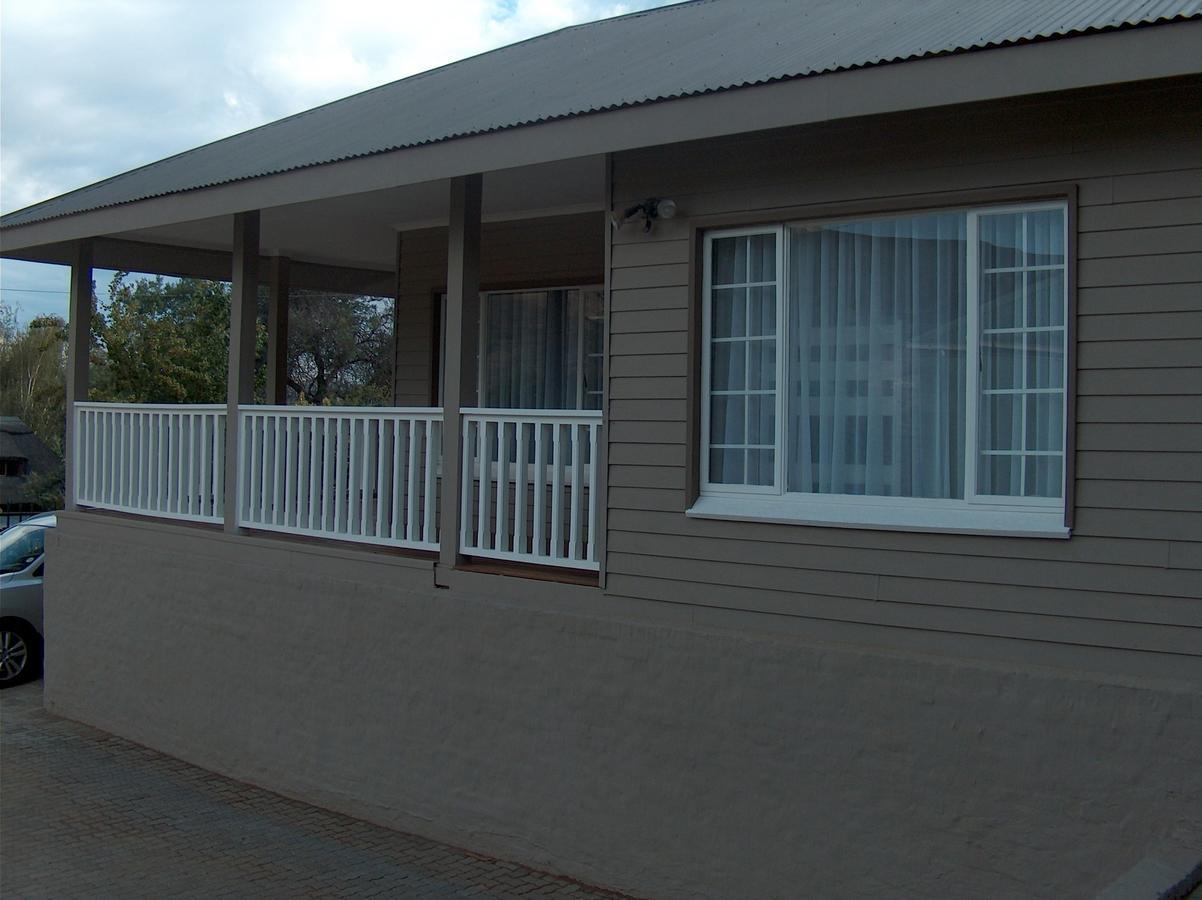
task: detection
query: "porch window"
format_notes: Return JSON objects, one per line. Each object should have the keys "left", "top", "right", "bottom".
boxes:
{"left": 481, "top": 287, "right": 604, "bottom": 410}
{"left": 441, "top": 286, "right": 604, "bottom": 410}
{"left": 694, "top": 202, "right": 1069, "bottom": 536}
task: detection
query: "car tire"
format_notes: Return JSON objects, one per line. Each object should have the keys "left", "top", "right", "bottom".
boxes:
{"left": 0, "top": 622, "right": 42, "bottom": 688}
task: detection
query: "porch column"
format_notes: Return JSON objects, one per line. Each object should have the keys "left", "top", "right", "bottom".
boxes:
{"left": 63, "top": 239, "right": 93, "bottom": 511}
{"left": 224, "top": 211, "right": 260, "bottom": 532}
{"left": 438, "top": 174, "right": 482, "bottom": 575}
{"left": 266, "top": 255, "right": 290, "bottom": 405}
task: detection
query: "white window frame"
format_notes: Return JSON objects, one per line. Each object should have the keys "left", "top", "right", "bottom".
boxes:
{"left": 690, "top": 202, "right": 1070, "bottom": 538}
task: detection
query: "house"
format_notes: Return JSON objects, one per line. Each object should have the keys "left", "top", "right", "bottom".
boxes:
{"left": 2, "top": 1, "right": 1200, "bottom": 896}
{"left": 0, "top": 416, "right": 61, "bottom": 527}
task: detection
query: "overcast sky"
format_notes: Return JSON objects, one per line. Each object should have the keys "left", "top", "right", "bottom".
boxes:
{"left": 0, "top": 0, "right": 672, "bottom": 325}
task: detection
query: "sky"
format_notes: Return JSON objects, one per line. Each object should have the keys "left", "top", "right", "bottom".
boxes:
{"left": 0, "top": 0, "right": 674, "bottom": 326}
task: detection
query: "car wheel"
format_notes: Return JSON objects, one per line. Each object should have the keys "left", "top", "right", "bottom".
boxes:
{"left": 0, "top": 623, "right": 41, "bottom": 687}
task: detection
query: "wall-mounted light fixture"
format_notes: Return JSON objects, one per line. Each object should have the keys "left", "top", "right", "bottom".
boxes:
{"left": 611, "top": 197, "right": 678, "bottom": 233}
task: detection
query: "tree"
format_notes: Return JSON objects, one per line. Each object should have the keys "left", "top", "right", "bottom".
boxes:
{"left": 286, "top": 290, "right": 394, "bottom": 406}
{"left": 0, "top": 304, "right": 68, "bottom": 455}
{"left": 91, "top": 274, "right": 253, "bottom": 403}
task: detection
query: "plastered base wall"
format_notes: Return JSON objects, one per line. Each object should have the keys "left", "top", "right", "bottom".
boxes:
{"left": 44, "top": 514, "right": 1201, "bottom": 899}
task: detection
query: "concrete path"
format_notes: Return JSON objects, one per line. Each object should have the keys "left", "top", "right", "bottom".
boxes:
{"left": 1, "top": 682, "right": 630, "bottom": 899}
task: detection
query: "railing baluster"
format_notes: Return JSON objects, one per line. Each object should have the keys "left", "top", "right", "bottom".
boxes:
{"left": 423, "top": 418, "right": 439, "bottom": 545}
{"left": 359, "top": 417, "right": 371, "bottom": 537}
{"left": 334, "top": 417, "right": 346, "bottom": 535}
{"left": 476, "top": 419, "right": 490, "bottom": 551}
{"left": 532, "top": 421, "right": 546, "bottom": 558}
{"left": 514, "top": 421, "right": 528, "bottom": 555}
{"left": 550, "top": 423, "right": 564, "bottom": 561}
{"left": 460, "top": 418, "right": 473, "bottom": 551}
{"left": 374, "top": 417, "right": 387, "bottom": 538}
{"left": 569, "top": 422, "right": 583, "bottom": 561}
{"left": 496, "top": 421, "right": 510, "bottom": 554}
{"left": 402, "top": 418, "right": 415, "bottom": 543}
{"left": 587, "top": 422, "right": 599, "bottom": 566}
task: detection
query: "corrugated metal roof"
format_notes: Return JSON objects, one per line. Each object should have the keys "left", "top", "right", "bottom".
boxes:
{"left": 4, "top": 0, "right": 1200, "bottom": 229}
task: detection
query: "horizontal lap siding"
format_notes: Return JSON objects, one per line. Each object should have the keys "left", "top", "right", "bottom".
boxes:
{"left": 393, "top": 212, "right": 604, "bottom": 404}
{"left": 604, "top": 80, "right": 1202, "bottom": 676}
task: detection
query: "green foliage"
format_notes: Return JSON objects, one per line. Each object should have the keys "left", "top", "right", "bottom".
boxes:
{"left": 90, "top": 274, "right": 254, "bottom": 403}
{"left": 0, "top": 305, "right": 68, "bottom": 455}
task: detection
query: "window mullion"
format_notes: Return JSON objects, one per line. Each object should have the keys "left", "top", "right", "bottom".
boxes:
{"left": 774, "top": 225, "right": 787, "bottom": 495}
{"left": 964, "top": 210, "right": 981, "bottom": 504}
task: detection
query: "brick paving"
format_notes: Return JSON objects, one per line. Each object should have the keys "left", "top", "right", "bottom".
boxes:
{"left": 1, "top": 683, "right": 630, "bottom": 899}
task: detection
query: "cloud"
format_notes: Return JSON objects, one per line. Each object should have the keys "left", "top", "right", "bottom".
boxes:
{"left": 0, "top": 0, "right": 673, "bottom": 324}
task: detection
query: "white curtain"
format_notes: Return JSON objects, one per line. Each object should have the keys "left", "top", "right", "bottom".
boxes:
{"left": 483, "top": 289, "right": 579, "bottom": 409}
{"left": 786, "top": 212, "right": 967, "bottom": 498}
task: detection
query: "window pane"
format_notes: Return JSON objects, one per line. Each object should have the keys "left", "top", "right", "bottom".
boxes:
{"left": 711, "top": 341, "right": 746, "bottom": 391}
{"left": 982, "top": 272, "right": 1018, "bottom": 329}
{"left": 1026, "top": 394, "right": 1063, "bottom": 452}
{"left": 1026, "top": 270, "right": 1064, "bottom": 328}
{"left": 786, "top": 212, "right": 967, "bottom": 498}
{"left": 748, "top": 285, "right": 776, "bottom": 336}
{"left": 980, "top": 213, "right": 1021, "bottom": 269}
{"left": 980, "top": 454, "right": 1022, "bottom": 497}
{"left": 1024, "top": 455, "right": 1063, "bottom": 498}
{"left": 981, "top": 333, "right": 1021, "bottom": 390}
{"left": 712, "top": 288, "right": 747, "bottom": 338}
{"left": 1025, "top": 209, "right": 1065, "bottom": 267}
{"left": 748, "top": 394, "right": 775, "bottom": 445}
{"left": 711, "top": 395, "right": 746, "bottom": 444}
{"left": 712, "top": 237, "right": 739, "bottom": 285}
{"left": 1027, "top": 331, "right": 1064, "bottom": 390}
{"left": 707, "top": 231, "right": 778, "bottom": 488}
{"left": 976, "top": 206, "right": 1067, "bottom": 499}
{"left": 981, "top": 394, "right": 1021, "bottom": 452}
{"left": 709, "top": 448, "right": 744, "bottom": 484}
{"left": 748, "top": 234, "right": 776, "bottom": 282}
{"left": 747, "top": 450, "right": 775, "bottom": 486}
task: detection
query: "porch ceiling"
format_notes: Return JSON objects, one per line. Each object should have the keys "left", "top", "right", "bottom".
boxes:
{"left": 6, "top": 155, "right": 605, "bottom": 275}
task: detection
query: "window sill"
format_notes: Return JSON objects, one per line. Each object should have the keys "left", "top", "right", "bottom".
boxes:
{"left": 687, "top": 494, "right": 1070, "bottom": 539}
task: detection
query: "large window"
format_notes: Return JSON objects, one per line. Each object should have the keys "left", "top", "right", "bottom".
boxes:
{"left": 696, "top": 202, "right": 1069, "bottom": 536}
{"left": 440, "top": 286, "right": 604, "bottom": 410}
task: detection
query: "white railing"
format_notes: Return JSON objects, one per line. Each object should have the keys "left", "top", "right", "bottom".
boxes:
{"left": 237, "top": 406, "right": 442, "bottom": 551}
{"left": 460, "top": 408, "right": 601, "bottom": 571}
{"left": 74, "top": 403, "right": 227, "bottom": 523}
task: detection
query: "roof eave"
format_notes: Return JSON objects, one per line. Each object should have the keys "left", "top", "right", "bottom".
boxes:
{"left": 3, "top": 20, "right": 1200, "bottom": 257}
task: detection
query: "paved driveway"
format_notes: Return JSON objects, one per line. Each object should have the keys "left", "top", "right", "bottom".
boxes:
{"left": 1, "top": 683, "right": 629, "bottom": 899}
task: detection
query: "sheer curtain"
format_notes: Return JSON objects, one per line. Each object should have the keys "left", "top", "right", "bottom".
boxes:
{"left": 786, "top": 212, "right": 967, "bottom": 499}
{"left": 482, "top": 289, "right": 579, "bottom": 409}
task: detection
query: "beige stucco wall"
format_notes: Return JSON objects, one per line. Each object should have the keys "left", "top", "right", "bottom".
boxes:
{"left": 44, "top": 512, "right": 1202, "bottom": 899}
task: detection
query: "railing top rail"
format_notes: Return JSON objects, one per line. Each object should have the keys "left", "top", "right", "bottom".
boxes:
{"left": 75, "top": 402, "right": 228, "bottom": 413}
{"left": 461, "top": 407, "right": 603, "bottom": 421}
{"left": 238, "top": 405, "right": 444, "bottom": 416}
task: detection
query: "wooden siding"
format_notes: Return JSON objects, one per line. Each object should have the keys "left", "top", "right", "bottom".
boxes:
{"left": 604, "top": 78, "right": 1202, "bottom": 680}
{"left": 393, "top": 212, "right": 605, "bottom": 405}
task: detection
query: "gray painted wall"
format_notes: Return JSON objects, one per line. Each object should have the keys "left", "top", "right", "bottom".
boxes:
{"left": 44, "top": 512, "right": 1202, "bottom": 899}
{"left": 605, "top": 77, "right": 1202, "bottom": 684}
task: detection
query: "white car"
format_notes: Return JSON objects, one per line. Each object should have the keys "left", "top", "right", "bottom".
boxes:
{"left": 0, "top": 513, "right": 55, "bottom": 687}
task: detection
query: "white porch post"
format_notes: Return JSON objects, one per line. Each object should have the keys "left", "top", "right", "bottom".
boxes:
{"left": 63, "top": 239, "right": 93, "bottom": 511}
{"left": 438, "top": 174, "right": 482, "bottom": 576}
{"left": 266, "top": 255, "right": 290, "bottom": 405}
{"left": 224, "top": 211, "right": 260, "bottom": 532}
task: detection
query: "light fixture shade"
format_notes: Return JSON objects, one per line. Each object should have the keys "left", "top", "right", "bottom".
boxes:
{"left": 657, "top": 198, "right": 677, "bottom": 219}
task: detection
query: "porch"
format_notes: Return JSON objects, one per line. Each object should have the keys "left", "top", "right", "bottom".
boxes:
{"left": 47, "top": 164, "right": 610, "bottom": 575}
